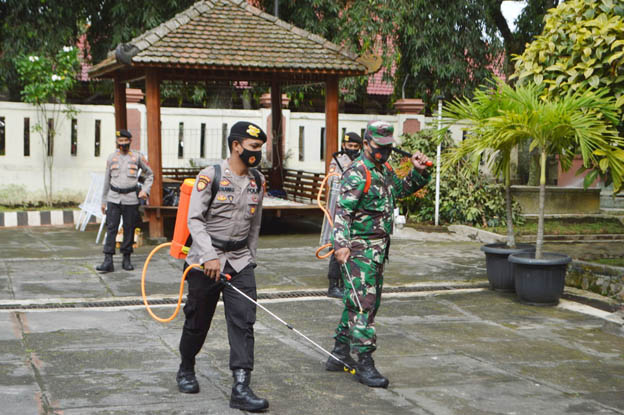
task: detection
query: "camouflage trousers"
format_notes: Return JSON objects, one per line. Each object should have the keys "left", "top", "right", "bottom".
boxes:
{"left": 334, "top": 256, "right": 384, "bottom": 354}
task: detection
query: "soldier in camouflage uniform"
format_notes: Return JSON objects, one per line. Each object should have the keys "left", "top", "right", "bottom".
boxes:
{"left": 326, "top": 132, "right": 362, "bottom": 298}
{"left": 325, "top": 120, "right": 431, "bottom": 388}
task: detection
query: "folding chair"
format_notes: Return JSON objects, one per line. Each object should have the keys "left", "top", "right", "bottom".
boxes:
{"left": 75, "top": 173, "right": 106, "bottom": 241}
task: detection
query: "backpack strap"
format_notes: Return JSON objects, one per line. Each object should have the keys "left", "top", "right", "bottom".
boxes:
{"left": 208, "top": 164, "right": 221, "bottom": 209}
{"left": 363, "top": 164, "right": 372, "bottom": 194}
{"left": 249, "top": 167, "right": 262, "bottom": 194}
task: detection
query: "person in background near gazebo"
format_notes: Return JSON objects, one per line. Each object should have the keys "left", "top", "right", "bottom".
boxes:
{"left": 176, "top": 121, "right": 269, "bottom": 412}
{"left": 326, "top": 121, "right": 431, "bottom": 388}
{"left": 96, "top": 129, "right": 152, "bottom": 273}
{"left": 326, "top": 132, "right": 362, "bottom": 298}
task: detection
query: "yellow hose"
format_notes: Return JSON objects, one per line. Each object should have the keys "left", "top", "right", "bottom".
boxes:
{"left": 140, "top": 241, "right": 202, "bottom": 323}
{"left": 316, "top": 172, "right": 340, "bottom": 259}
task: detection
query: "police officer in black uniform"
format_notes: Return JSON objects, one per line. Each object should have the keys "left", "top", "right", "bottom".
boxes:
{"left": 96, "top": 130, "right": 153, "bottom": 273}
{"left": 176, "top": 121, "right": 268, "bottom": 412}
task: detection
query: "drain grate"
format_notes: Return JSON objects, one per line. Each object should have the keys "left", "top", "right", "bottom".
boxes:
{"left": 0, "top": 283, "right": 489, "bottom": 311}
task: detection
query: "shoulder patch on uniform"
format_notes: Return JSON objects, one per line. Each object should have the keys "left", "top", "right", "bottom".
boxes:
{"left": 197, "top": 180, "right": 207, "bottom": 192}
{"left": 197, "top": 175, "right": 211, "bottom": 192}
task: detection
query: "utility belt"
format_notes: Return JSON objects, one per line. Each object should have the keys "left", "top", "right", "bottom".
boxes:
{"left": 211, "top": 236, "right": 248, "bottom": 252}
{"left": 110, "top": 185, "right": 139, "bottom": 194}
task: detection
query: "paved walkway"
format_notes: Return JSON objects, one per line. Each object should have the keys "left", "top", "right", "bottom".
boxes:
{"left": 0, "top": 224, "right": 622, "bottom": 414}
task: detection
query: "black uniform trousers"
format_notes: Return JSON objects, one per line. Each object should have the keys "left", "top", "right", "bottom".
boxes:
{"left": 103, "top": 202, "right": 139, "bottom": 255}
{"left": 179, "top": 261, "right": 257, "bottom": 371}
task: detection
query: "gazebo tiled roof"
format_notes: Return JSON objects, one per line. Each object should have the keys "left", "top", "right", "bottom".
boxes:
{"left": 89, "top": 0, "right": 368, "bottom": 79}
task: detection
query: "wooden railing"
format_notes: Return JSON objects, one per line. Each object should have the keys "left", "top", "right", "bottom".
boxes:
{"left": 161, "top": 167, "right": 325, "bottom": 204}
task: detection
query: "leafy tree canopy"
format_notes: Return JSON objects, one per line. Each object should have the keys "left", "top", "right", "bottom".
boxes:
{"left": 1, "top": 0, "right": 556, "bottom": 109}
{"left": 511, "top": 0, "right": 624, "bottom": 124}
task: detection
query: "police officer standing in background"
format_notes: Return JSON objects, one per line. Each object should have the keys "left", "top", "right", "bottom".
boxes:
{"left": 326, "top": 121, "right": 431, "bottom": 388}
{"left": 96, "top": 129, "right": 153, "bottom": 273}
{"left": 326, "top": 132, "right": 362, "bottom": 298}
{"left": 176, "top": 121, "right": 268, "bottom": 412}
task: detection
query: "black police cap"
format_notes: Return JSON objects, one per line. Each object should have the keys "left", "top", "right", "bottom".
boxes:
{"left": 344, "top": 132, "right": 362, "bottom": 145}
{"left": 228, "top": 121, "right": 267, "bottom": 143}
{"left": 116, "top": 129, "right": 132, "bottom": 139}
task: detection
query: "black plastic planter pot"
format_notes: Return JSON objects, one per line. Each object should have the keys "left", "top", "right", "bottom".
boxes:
{"left": 480, "top": 243, "right": 535, "bottom": 292}
{"left": 508, "top": 252, "right": 572, "bottom": 305}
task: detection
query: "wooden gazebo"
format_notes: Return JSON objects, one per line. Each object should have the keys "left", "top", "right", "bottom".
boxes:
{"left": 89, "top": 0, "right": 373, "bottom": 237}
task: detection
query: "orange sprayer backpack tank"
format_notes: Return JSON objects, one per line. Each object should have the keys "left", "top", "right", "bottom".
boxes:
{"left": 170, "top": 178, "right": 195, "bottom": 259}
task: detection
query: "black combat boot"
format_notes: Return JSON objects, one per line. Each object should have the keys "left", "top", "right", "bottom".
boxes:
{"left": 176, "top": 366, "right": 199, "bottom": 394}
{"left": 122, "top": 254, "right": 134, "bottom": 271}
{"left": 230, "top": 369, "right": 269, "bottom": 412}
{"left": 96, "top": 254, "right": 114, "bottom": 273}
{"left": 325, "top": 340, "right": 357, "bottom": 372}
{"left": 355, "top": 352, "right": 389, "bottom": 388}
{"left": 327, "top": 278, "right": 343, "bottom": 298}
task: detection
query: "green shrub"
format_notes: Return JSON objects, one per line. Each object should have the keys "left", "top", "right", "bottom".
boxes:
{"left": 392, "top": 129, "right": 524, "bottom": 227}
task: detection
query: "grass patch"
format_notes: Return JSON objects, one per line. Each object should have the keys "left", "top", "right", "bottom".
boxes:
{"left": 480, "top": 218, "right": 624, "bottom": 235}
{"left": 589, "top": 258, "right": 624, "bottom": 267}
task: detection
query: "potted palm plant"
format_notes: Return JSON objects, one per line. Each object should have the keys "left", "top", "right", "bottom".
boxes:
{"left": 488, "top": 82, "right": 624, "bottom": 304}
{"left": 443, "top": 79, "right": 533, "bottom": 292}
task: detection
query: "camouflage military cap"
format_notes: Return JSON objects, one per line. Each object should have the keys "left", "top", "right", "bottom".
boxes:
{"left": 364, "top": 121, "right": 395, "bottom": 146}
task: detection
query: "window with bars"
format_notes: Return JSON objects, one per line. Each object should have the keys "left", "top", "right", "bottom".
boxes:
{"left": 298, "top": 126, "right": 305, "bottom": 161}
{"left": 177, "top": 122, "right": 184, "bottom": 158}
{"left": 94, "top": 120, "right": 101, "bottom": 157}
{"left": 24, "top": 118, "right": 30, "bottom": 156}
{"left": 71, "top": 119, "right": 78, "bottom": 156}
{"left": 47, "top": 119, "right": 54, "bottom": 156}
{"left": 320, "top": 127, "right": 325, "bottom": 161}
{"left": 0, "top": 117, "right": 5, "bottom": 156}
{"left": 200, "top": 123, "right": 206, "bottom": 158}
{"left": 221, "top": 123, "right": 228, "bottom": 159}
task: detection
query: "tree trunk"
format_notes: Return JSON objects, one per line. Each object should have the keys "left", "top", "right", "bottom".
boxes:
{"left": 505, "top": 167, "right": 516, "bottom": 248}
{"left": 535, "top": 148, "right": 547, "bottom": 259}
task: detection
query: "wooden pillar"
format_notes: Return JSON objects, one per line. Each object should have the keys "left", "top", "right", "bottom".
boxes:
{"left": 113, "top": 77, "right": 127, "bottom": 130}
{"left": 145, "top": 70, "right": 164, "bottom": 238}
{"left": 270, "top": 80, "right": 284, "bottom": 189}
{"left": 325, "top": 77, "right": 339, "bottom": 174}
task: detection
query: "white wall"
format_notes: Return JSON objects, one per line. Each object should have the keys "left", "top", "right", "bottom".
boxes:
{"left": 0, "top": 101, "right": 464, "bottom": 204}
{"left": 286, "top": 112, "right": 400, "bottom": 173}
{"left": 0, "top": 102, "right": 116, "bottom": 204}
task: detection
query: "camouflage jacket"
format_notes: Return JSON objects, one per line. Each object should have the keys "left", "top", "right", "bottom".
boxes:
{"left": 332, "top": 155, "right": 430, "bottom": 264}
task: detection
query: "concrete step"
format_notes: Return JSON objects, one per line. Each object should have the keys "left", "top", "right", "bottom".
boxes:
{"left": 600, "top": 194, "right": 624, "bottom": 209}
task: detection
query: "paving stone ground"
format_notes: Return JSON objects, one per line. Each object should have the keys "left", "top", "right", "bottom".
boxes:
{"left": 0, "top": 223, "right": 622, "bottom": 414}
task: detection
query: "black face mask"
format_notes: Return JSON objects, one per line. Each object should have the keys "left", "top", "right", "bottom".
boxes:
{"left": 239, "top": 148, "right": 262, "bottom": 167}
{"left": 368, "top": 143, "right": 392, "bottom": 164}
{"left": 118, "top": 143, "right": 130, "bottom": 152}
{"left": 344, "top": 148, "right": 360, "bottom": 160}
